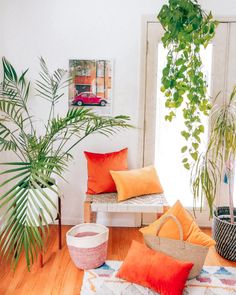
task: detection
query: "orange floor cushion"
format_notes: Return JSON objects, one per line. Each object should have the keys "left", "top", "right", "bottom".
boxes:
{"left": 140, "top": 200, "right": 215, "bottom": 247}
{"left": 116, "top": 240, "right": 193, "bottom": 295}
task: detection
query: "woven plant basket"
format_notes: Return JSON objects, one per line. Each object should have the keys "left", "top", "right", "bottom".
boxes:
{"left": 66, "top": 223, "right": 109, "bottom": 270}
{"left": 213, "top": 207, "right": 236, "bottom": 261}
{"left": 143, "top": 214, "right": 209, "bottom": 279}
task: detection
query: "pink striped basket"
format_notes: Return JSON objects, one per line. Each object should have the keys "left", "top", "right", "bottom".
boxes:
{"left": 66, "top": 223, "right": 109, "bottom": 270}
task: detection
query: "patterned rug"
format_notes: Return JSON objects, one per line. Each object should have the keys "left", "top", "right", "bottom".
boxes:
{"left": 81, "top": 260, "right": 236, "bottom": 295}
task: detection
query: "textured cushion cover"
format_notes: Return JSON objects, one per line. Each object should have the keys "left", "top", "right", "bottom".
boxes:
{"left": 116, "top": 240, "right": 193, "bottom": 295}
{"left": 140, "top": 200, "right": 215, "bottom": 247}
{"left": 187, "top": 222, "right": 215, "bottom": 247}
{"left": 84, "top": 148, "right": 128, "bottom": 194}
{"left": 110, "top": 166, "right": 163, "bottom": 202}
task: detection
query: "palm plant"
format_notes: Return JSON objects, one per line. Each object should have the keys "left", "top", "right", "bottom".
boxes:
{"left": 191, "top": 86, "right": 236, "bottom": 222}
{"left": 0, "top": 57, "right": 132, "bottom": 270}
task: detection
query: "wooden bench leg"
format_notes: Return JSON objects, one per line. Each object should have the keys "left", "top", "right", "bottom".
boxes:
{"left": 84, "top": 201, "right": 92, "bottom": 223}
{"left": 92, "top": 211, "right": 97, "bottom": 223}
{"left": 163, "top": 205, "right": 170, "bottom": 213}
{"left": 156, "top": 205, "right": 170, "bottom": 220}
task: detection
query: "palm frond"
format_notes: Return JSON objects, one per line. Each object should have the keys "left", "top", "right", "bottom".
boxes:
{"left": 191, "top": 153, "right": 220, "bottom": 218}
{"left": 1, "top": 57, "right": 30, "bottom": 106}
{"left": 36, "top": 57, "right": 71, "bottom": 104}
{"left": 0, "top": 122, "right": 18, "bottom": 152}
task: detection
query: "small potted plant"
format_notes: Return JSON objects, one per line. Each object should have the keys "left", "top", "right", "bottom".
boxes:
{"left": 191, "top": 86, "right": 236, "bottom": 260}
{"left": 0, "top": 57, "right": 131, "bottom": 270}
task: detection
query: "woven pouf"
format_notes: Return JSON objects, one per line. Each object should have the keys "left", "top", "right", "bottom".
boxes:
{"left": 66, "top": 223, "right": 109, "bottom": 269}
{"left": 213, "top": 207, "right": 236, "bottom": 261}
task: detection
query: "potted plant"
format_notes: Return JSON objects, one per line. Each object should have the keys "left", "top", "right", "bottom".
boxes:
{"left": 0, "top": 57, "right": 132, "bottom": 270}
{"left": 191, "top": 86, "right": 236, "bottom": 260}
{"left": 158, "top": 0, "right": 218, "bottom": 168}
{"left": 158, "top": 0, "right": 236, "bottom": 260}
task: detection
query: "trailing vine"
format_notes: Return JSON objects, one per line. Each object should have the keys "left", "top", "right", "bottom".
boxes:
{"left": 158, "top": 0, "right": 218, "bottom": 169}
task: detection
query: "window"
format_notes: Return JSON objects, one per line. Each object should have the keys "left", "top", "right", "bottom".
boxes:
{"left": 143, "top": 21, "right": 236, "bottom": 224}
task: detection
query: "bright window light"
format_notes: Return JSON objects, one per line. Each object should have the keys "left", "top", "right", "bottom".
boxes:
{"left": 233, "top": 168, "right": 236, "bottom": 207}
{"left": 155, "top": 43, "right": 213, "bottom": 207}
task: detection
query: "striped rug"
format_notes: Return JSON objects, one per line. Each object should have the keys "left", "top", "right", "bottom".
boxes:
{"left": 81, "top": 260, "right": 236, "bottom": 294}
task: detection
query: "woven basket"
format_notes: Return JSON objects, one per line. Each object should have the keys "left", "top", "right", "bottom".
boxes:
{"left": 213, "top": 207, "right": 236, "bottom": 261}
{"left": 66, "top": 223, "right": 109, "bottom": 270}
{"left": 143, "top": 214, "right": 208, "bottom": 279}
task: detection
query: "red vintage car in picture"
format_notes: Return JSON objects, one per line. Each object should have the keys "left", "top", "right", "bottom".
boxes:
{"left": 72, "top": 92, "right": 107, "bottom": 106}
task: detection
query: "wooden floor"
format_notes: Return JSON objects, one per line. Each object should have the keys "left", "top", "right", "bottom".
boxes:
{"left": 0, "top": 226, "right": 236, "bottom": 295}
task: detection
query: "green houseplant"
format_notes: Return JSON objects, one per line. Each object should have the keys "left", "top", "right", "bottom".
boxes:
{"left": 158, "top": 0, "right": 218, "bottom": 169}
{"left": 158, "top": 0, "right": 236, "bottom": 260}
{"left": 0, "top": 57, "right": 132, "bottom": 270}
{"left": 191, "top": 87, "right": 236, "bottom": 260}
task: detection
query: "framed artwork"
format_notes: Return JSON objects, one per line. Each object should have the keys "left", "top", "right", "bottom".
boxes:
{"left": 69, "top": 59, "right": 113, "bottom": 115}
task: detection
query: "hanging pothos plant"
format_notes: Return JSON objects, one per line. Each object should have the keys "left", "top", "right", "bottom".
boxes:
{"left": 158, "top": 0, "right": 218, "bottom": 169}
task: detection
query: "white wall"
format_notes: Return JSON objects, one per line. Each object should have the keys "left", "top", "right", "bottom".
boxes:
{"left": 0, "top": 0, "right": 235, "bottom": 225}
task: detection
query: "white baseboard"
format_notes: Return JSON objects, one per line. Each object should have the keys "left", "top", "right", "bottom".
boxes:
{"left": 60, "top": 213, "right": 142, "bottom": 227}
{"left": 96, "top": 212, "right": 141, "bottom": 227}
{"left": 1, "top": 213, "right": 141, "bottom": 227}
{"left": 60, "top": 217, "right": 83, "bottom": 225}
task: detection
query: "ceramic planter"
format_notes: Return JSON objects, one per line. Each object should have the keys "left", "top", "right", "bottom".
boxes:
{"left": 20, "top": 184, "right": 58, "bottom": 226}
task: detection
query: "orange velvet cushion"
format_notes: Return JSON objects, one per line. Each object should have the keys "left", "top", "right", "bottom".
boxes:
{"left": 116, "top": 240, "right": 193, "bottom": 295}
{"left": 110, "top": 166, "right": 163, "bottom": 202}
{"left": 84, "top": 148, "right": 128, "bottom": 194}
{"left": 140, "top": 200, "right": 215, "bottom": 247}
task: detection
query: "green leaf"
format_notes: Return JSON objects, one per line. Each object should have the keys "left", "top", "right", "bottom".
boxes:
{"left": 175, "top": 58, "right": 184, "bottom": 66}
{"left": 160, "top": 86, "right": 166, "bottom": 93}
{"left": 191, "top": 152, "right": 198, "bottom": 161}
{"left": 181, "top": 146, "right": 188, "bottom": 153}
{"left": 184, "top": 163, "right": 190, "bottom": 170}
{"left": 181, "top": 131, "right": 190, "bottom": 140}
{"left": 199, "top": 125, "right": 205, "bottom": 132}
{"left": 192, "top": 142, "right": 199, "bottom": 150}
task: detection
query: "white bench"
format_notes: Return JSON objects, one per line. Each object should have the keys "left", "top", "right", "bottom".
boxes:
{"left": 84, "top": 193, "right": 169, "bottom": 224}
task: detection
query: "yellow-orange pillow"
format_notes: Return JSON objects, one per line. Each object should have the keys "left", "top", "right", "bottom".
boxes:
{"left": 110, "top": 166, "right": 163, "bottom": 202}
{"left": 187, "top": 222, "right": 215, "bottom": 247}
{"left": 140, "top": 200, "right": 215, "bottom": 247}
{"left": 84, "top": 148, "right": 128, "bottom": 194}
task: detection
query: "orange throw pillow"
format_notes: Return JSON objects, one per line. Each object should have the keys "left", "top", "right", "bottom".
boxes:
{"left": 187, "top": 222, "right": 215, "bottom": 247}
{"left": 140, "top": 200, "right": 215, "bottom": 247}
{"left": 116, "top": 240, "right": 193, "bottom": 295}
{"left": 110, "top": 166, "right": 163, "bottom": 202}
{"left": 84, "top": 148, "right": 128, "bottom": 194}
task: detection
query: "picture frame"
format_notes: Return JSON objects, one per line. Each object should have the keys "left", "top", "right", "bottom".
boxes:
{"left": 69, "top": 59, "right": 113, "bottom": 115}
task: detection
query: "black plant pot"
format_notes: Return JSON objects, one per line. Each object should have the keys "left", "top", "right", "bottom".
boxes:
{"left": 213, "top": 207, "right": 236, "bottom": 261}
